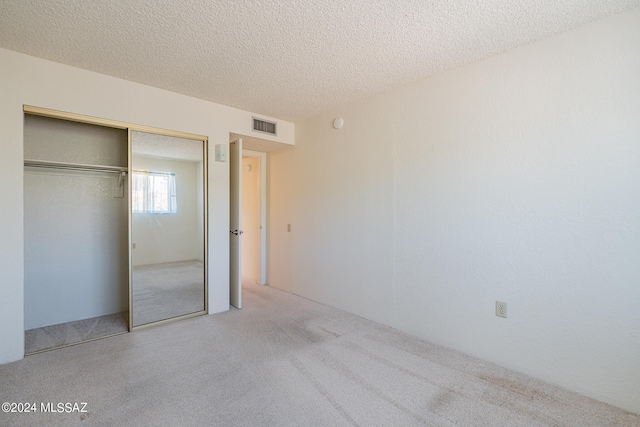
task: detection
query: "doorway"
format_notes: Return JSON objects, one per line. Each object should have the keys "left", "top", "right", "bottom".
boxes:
{"left": 229, "top": 133, "right": 278, "bottom": 309}
{"left": 229, "top": 133, "right": 291, "bottom": 308}
{"left": 242, "top": 150, "right": 267, "bottom": 286}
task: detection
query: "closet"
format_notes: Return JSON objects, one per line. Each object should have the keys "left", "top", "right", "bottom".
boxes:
{"left": 23, "top": 107, "right": 208, "bottom": 355}
{"left": 23, "top": 114, "right": 129, "bottom": 354}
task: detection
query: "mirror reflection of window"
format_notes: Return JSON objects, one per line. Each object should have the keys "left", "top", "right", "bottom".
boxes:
{"left": 132, "top": 170, "right": 177, "bottom": 213}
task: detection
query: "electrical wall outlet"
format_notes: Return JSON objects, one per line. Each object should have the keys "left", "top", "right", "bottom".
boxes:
{"left": 496, "top": 301, "right": 507, "bottom": 318}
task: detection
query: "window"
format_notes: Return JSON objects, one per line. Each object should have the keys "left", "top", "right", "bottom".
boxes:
{"left": 132, "top": 171, "right": 177, "bottom": 213}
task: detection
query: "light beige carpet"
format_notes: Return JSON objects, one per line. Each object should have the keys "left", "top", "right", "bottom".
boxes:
{"left": 2, "top": 281, "right": 638, "bottom": 426}
{"left": 24, "top": 312, "right": 128, "bottom": 355}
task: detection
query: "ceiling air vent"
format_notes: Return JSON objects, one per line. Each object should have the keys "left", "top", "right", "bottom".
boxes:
{"left": 252, "top": 117, "right": 277, "bottom": 136}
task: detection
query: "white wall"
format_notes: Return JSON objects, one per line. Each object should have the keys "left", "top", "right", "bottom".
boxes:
{"left": 0, "top": 47, "right": 293, "bottom": 364}
{"left": 241, "top": 157, "right": 260, "bottom": 282}
{"left": 24, "top": 171, "right": 129, "bottom": 329}
{"left": 132, "top": 156, "right": 199, "bottom": 266}
{"left": 286, "top": 9, "right": 640, "bottom": 413}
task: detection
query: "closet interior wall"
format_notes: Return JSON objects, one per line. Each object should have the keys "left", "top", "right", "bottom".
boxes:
{"left": 23, "top": 115, "right": 129, "bottom": 330}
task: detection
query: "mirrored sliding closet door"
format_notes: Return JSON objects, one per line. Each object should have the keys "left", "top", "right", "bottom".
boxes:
{"left": 130, "top": 131, "right": 207, "bottom": 328}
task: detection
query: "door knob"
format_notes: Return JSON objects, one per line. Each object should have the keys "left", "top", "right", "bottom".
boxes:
{"left": 230, "top": 230, "right": 243, "bottom": 235}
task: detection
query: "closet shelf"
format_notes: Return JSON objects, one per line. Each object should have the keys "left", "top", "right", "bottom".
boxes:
{"left": 24, "top": 159, "right": 128, "bottom": 174}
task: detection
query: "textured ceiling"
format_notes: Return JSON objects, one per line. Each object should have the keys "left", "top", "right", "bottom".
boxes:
{"left": 132, "top": 131, "right": 203, "bottom": 162}
{"left": 1, "top": 1, "right": 638, "bottom": 122}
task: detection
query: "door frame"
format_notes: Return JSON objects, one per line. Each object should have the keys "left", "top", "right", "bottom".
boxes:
{"left": 242, "top": 149, "right": 267, "bottom": 285}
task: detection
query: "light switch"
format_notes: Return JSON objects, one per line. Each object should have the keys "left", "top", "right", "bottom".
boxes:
{"left": 215, "top": 144, "right": 227, "bottom": 162}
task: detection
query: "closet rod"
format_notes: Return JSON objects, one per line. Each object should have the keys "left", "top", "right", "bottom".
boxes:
{"left": 24, "top": 159, "right": 128, "bottom": 174}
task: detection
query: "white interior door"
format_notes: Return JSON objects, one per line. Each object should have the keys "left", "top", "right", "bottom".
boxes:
{"left": 229, "top": 138, "right": 242, "bottom": 308}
